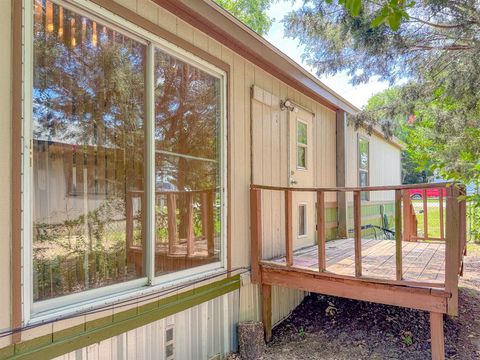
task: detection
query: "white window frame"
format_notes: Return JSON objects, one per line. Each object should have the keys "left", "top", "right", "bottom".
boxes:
{"left": 22, "top": 0, "right": 228, "bottom": 324}
{"left": 298, "top": 203, "right": 307, "bottom": 238}
{"left": 358, "top": 135, "right": 370, "bottom": 201}
{"left": 296, "top": 119, "right": 308, "bottom": 170}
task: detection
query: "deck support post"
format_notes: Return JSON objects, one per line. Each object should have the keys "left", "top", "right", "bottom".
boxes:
{"left": 261, "top": 284, "right": 272, "bottom": 342}
{"left": 395, "top": 190, "right": 403, "bottom": 281}
{"left": 445, "top": 186, "right": 460, "bottom": 316}
{"left": 250, "top": 188, "right": 262, "bottom": 284}
{"left": 353, "top": 191, "right": 362, "bottom": 277}
{"left": 430, "top": 312, "right": 445, "bottom": 360}
{"left": 317, "top": 191, "right": 326, "bottom": 271}
{"left": 285, "top": 190, "right": 293, "bottom": 267}
{"left": 336, "top": 109, "right": 348, "bottom": 238}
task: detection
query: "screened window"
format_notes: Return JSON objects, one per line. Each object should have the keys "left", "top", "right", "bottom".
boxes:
{"left": 29, "top": 0, "right": 225, "bottom": 310}
{"left": 358, "top": 137, "right": 370, "bottom": 200}
{"left": 296, "top": 121, "right": 308, "bottom": 169}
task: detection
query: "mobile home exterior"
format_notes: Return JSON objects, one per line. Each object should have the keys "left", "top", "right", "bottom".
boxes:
{"left": 0, "top": 0, "right": 404, "bottom": 359}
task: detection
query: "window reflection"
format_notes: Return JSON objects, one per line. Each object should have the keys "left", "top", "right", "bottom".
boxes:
{"left": 33, "top": 0, "right": 146, "bottom": 301}
{"left": 154, "top": 49, "right": 222, "bottom": 276}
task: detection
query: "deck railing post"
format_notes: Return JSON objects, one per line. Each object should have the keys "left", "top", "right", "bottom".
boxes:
{"left": 285, "top": 190, "right": 293, "bottom": 267}
{"left": 317, "top": 190, "right": 326, "bottom": 272}
{"left": 206, "top": 189, "right": 215, "bottom": 256}
{"left": 439, "top": 191, "right": 444, "bottom": 240}
{"left": 423, "top": 189, "right": 428, "bottom": 239}
{"left": 186, "top": 192, "right": 194, "bottom": 257}
{"left": 353, "top": 191, "right": 362, "bottom": 277}
{"left": 250, "top": 188, "right": 262, "bottom": 284}
{"left": 167, "top": 193, "right": 177, "bottom": 255}
{"left": 395, "top": 190, "right": 403, "bottom": 281}
{"left": 403, "top": 191, "right": 411, "bottom": 241}
{"left": 445, "top": 185, "right": 460, "bottom": 316}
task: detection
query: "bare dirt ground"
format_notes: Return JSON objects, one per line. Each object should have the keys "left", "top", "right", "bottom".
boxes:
{"left": 230, "top": 243, "right": 480, "bottom": 360}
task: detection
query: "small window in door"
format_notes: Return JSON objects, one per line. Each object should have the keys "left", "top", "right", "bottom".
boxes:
{"left": 297, "top": 121, "right": 308, "bottom": 169}
{"left": 298, "top": 204, "right": 307, "bottom": 236}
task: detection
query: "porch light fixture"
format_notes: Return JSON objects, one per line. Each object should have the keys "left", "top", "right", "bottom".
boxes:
{"left": 280, "top": 99, "right": 298, "bottom": 112}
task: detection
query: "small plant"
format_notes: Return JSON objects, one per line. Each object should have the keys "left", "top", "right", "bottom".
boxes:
{"left": 401, "top": 331, "right": 413, "bottom": 346}
{"left": 298, "top": 327, "right": 305, "bottom": 338}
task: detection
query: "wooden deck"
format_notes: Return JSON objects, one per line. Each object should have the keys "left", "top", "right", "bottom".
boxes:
{"left": 270, "top": 238, "right": 445, "bottom": 284}
{"left": 250, "top": 183, "right": 467, "bottom": 360}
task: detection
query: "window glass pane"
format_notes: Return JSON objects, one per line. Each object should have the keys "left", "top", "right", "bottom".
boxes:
{"left": 359, "top": 139, "right": 369, "bottom": 171}
{"left": 359, "top": 171, "right": 369, "bottom": 187}
{"left": 154, "top": 48, "right": 222, "bottom": 276}
{"left": 299, "top": 205, "right": 306, "bottom": 236}
{"left": 297, "top": 146, "right": 306, "bottom": 168}
{"left": 297, "top": 121, "right": 307, "bottom": 145}
{"left": 32, "top": 0, "right": 146, "bottom": 302}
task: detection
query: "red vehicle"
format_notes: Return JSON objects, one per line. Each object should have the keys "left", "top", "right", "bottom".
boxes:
{"left": 409, "top": 187, "right": 446, "bottom": 199}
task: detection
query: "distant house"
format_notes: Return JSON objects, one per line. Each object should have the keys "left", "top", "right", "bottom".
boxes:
{"left": 0, "top": 1, "right": 464, "bottom": 360}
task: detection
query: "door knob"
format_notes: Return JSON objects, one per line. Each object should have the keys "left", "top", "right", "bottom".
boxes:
{"left": 290, "top": 179, "right": 298, "bottom": 185}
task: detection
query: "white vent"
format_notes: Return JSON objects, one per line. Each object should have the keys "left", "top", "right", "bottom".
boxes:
{"left": 165, "top": 326, "right": 175, "bottom": 360}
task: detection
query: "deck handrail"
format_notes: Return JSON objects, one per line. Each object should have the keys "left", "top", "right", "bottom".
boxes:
{"left": 250, "top": 183, "right": 466, "bottom": 316}
{"left": 251, "top": 182, "right": 455, "bottom": 192}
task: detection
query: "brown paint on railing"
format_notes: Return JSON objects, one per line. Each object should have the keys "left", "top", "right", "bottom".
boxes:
{"left": 403, "top": 191, "right": 412, "bottom": 241}
{"left": 439, "top": 192, "right": 445, "bottom": 240}
{"left": 445, "top": 186, "right": 460, "bottom": 316}
{"left": 167, "top": 193, "right": 177, "bottom": 255}
{"left": 395, "top": 190, "right": 403, "bottom": 281}
{"left": 285, "top": 190, "right": 293, "bottom": 267}
{"left": 422, "top": 189, "right": 429, "bottom": 239}
{"left": 186, "top": 193, "right": 194, "bottom": 257}
{"left": 251, "top": 182, "right": 452, "bottom": 192}
{"left": 206, "top": 190, "right": 215, "bottom": 257}
{"left": 316, "top": 191, "right": 326, "bottom": 272}
{"left": 353, "top": 191, "right": 362, "bottom": 277}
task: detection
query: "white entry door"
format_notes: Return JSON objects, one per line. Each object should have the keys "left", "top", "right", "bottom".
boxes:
{"left": 288, "top": 108, "right": 316, "bottom": 249}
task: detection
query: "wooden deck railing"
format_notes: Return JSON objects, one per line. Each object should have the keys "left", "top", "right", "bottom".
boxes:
{"left": 250, "top": 182, "right": 467, "bottom": 301}
{"left": 403, "top": 189, "right": 448, "bottom": 242}
{"left": 126, "top": 189, "right": 216, "bottom": 257}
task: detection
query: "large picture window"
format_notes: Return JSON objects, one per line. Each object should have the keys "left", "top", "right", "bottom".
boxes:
{"left": 358, "top": 137, "right": 370, "bottom": 201}
{"left": 28, "top": 0, "right": 226, "bottom": 314}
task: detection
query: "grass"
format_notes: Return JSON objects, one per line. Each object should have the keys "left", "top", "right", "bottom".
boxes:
{"left": 411, "top": 199, "right": 478, "bottom": 241}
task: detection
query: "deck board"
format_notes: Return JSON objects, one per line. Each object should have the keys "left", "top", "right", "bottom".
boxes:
{"left": 270, "top": 238, "right": 445, "bottom": 284}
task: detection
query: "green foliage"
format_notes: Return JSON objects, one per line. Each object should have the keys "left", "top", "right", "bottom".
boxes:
{"left": 214, "top": 0, "right": 274, "bottom": 35}
{"left": 401, "top": 331, "right": 413, "bottom": 346}
{"left": 283, "top": 0, "right": 480, "bottom": 240}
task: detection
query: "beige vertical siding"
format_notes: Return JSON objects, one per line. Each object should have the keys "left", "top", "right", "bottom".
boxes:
{"left": 53, "top": 291, "right": 239, "bottom": 360}
{"left": 0, "top": 0, "right": 12, "bottom": 349}
{"left": 346, "top": 124, "right": 402, "bottom": 199}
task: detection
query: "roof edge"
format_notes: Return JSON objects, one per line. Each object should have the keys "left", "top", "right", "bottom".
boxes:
{"left": 152, "top": 0, "right": 359, "bottom": 114}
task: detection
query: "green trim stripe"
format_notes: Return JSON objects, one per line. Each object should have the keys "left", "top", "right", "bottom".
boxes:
{"left": 2, "top": 275, "right": 240, "bottom": 360}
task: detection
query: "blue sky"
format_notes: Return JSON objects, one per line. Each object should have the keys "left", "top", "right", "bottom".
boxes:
{"left": 264, "top": 1, "right": 390, "bottom": 108}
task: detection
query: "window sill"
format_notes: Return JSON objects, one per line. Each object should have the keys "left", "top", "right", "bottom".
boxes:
{"left": 28, "top": 263, "right": 226, "bottom": 326}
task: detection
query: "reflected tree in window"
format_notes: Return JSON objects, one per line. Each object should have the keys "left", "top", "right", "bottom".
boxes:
{"left": 32, "top": 0, "right": 146, "bottom": 301}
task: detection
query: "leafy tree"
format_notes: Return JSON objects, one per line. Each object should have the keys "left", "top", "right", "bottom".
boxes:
{"left": 283, "top": 0, "right": 479, "bottom": 238}
{"left": 214, "top": 0, "right": 274, "bottom": 35}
